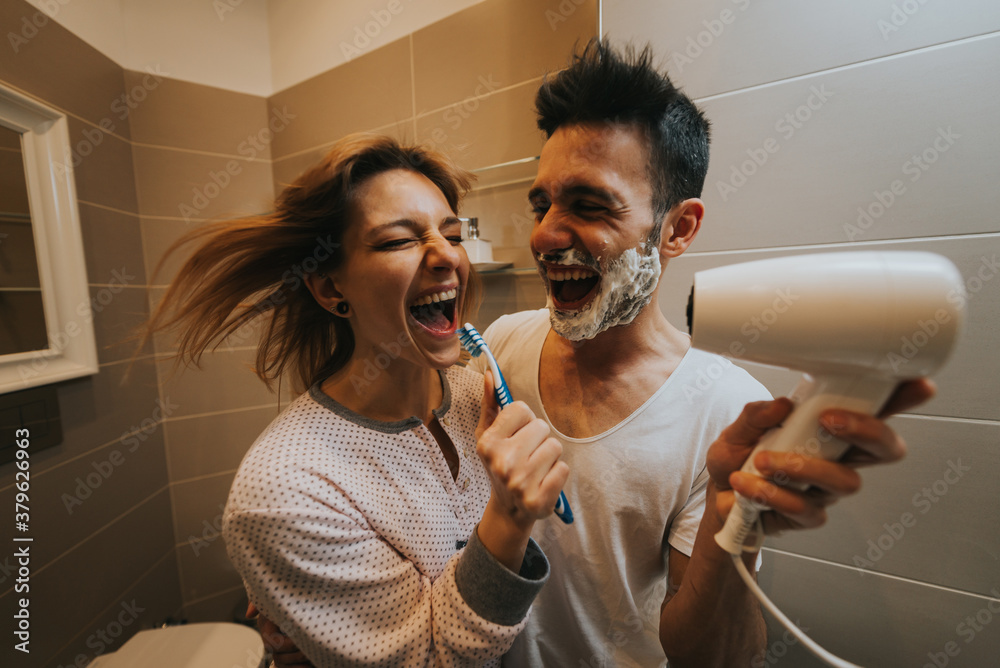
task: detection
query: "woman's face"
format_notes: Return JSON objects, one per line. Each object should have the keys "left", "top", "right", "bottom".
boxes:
{"left": 332, "top": 169, "right": 470, "bottom": 370}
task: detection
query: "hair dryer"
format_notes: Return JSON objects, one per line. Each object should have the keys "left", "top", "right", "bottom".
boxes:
{"left": 687, "top": 251, "right": 966, "bottom": 555}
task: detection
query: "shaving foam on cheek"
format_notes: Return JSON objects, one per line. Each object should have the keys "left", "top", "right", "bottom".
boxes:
{"left": 546, "top": 244, "right": 661, "bottom": 341}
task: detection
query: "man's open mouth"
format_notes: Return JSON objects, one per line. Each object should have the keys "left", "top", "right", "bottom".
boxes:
{"left": 546, "top": 266, "right": 600, "bottom": 308}
{"left": 408, "top": 287, "right": 458, "bottom": 333}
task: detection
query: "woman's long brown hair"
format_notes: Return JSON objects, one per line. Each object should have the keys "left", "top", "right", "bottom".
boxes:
{"left": 138, "top": 133, "right": 480, "bottom": 394}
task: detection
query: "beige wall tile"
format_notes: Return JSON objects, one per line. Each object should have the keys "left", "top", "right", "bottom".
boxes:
{"left": 165, "top": 406, "right": 279, "bottom": 481}
{"left": 605, "top": 0, "right": 1000, "bottom": 99}
{"left": 131, "top": 144, "right": 273, "bottom": 220}
{"left": 0, "top": 491, "right": 174, "bottom": 666}
{"left": 412, "top": 0, "right": 597, "bottom": 114}
{"left": 757, "top": 550, "right": 1000, "bottom": 667}
{"left": 268, "top": 38, "right": 413, "bottom": 160}
{"left": 177, "top": 527, "right": 243, "bottom": 603}
{"left": 125, "top": 70, "right": 271, "bottom": 157}
{"left": 140, "top": 217, "right": 207, "bottom": 287}
{"left": 45, "top": 551, "right": 181, "bottom": 666}
{"left": 90, "top": 285, "right": 152, "bottom": 365}
{"left": 66, "top": 116, "right": 139, "bottom": 215}
{"left": 171, "top": 473, "right": 233, "bottom": 547}
{"left": 182, "top": 587, "right": 248, "bottom": 624}
{"left": 0, "top": 0, "right": 132, "bottom": 139}
{"left": 156, "top": 348, "right": 279, "bottom": 419}
{"left": 770, "top": 415, "right": 1000, "bottom": 596}
{"left": 270, "top": 120, "right": 412, "bottom": 194}
{"left": 79, "top": 203, "right": 147, "bottom": 285}
{"left": 8, "top": 428, "right": 167, "bottom": 570}
{"left": 47, "top": 358, "right": 162, "bottom": 469}
{"left": 416, "top": 79, "right": 545, "bottom": 171}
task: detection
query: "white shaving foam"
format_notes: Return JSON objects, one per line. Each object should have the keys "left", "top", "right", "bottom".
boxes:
{"left": 542, "top": 244, "right": 661, "bottom": 341}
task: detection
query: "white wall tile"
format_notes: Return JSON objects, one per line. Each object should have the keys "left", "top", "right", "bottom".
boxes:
{"left": 604, "top": 0, "right": 1000, "bottom": 99}
{"left": 696, "top": 33, "right": 1000, "bottom": 251}
{"left": 756, "top": 550, "right": 1000, "bottom": 667}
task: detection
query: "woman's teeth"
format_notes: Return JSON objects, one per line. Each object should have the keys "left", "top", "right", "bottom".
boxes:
{"left": 410, "top": 288, "right": 457, "bottom": 306}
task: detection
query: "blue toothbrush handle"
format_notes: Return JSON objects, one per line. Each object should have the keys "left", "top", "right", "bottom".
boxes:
{"left": 554, "top": 490, "right": 573, "bottom": 524}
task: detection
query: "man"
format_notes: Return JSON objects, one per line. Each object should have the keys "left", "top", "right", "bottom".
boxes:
{"left": 258, "top": 40, "right": 931, "bottom": 667}
{"left": 469, "top": 40, "right": 930, "bottom": 667}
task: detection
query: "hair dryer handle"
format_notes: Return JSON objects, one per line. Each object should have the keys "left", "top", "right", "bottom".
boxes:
{"left": 715, "top": 373, "right": 900, "bottom": 555}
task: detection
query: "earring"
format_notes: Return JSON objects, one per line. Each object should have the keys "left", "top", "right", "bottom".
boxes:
{"left": 334, "top": 302, "right": 349, "bottom": 315}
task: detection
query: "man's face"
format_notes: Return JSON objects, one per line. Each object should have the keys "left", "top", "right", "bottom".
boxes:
{"left": 528, "top": 123, "right": 662, "bottom": 341}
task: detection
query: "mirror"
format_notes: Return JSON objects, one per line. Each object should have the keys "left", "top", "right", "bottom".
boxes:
{"left": 0, "top": 84, "right": 97, "bottom": 393}
{"left": 0, "top": 124, "right": 48, "bottom": 355}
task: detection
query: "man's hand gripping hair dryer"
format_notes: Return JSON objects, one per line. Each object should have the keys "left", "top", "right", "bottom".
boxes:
{"left": 687, "top": 251, "right": 966, "bottom": 667}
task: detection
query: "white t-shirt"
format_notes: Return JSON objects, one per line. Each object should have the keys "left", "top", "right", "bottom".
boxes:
{"left": 471, "top": 309, "right": 771, "bottom": 668}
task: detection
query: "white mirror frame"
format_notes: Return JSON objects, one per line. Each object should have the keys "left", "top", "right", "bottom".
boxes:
{"left": 0, "top": 84, "right": 98, "bottom": 393}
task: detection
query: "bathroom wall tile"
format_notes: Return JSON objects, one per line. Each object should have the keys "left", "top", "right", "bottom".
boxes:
{"left": 156, "top": 348, "right": 279, "bottom": 420}
{"left": 78, "top": 203, "right": 147, "bottom": 286}
{"left": 124, "top": 70, "right": 271, "bottom": 157}
{"left": 140, "top": 217, "right": 208, "bottom": 288}
{"left": 90, "top": 285, "right": 152, "bottom": 365}
{"left": 176, "top": 527, "right": 243, "bottom": 603}
{"left": 412, "top": 0, "right": 597, "bottom": 115}
{"left": 0, "top": 491, "right": 174, "bottom": 667}
{"left": 473, "top": 272, "right": 547, "bottom": 333}
{"left": 182, "top": 586, "right": 248, "bottom": 625}
{"left": 415, "top": 79, "right": 545, "bottom": 171}
{"left": 67, "top": 116, "right": 139, "bottom": 215}
{"left": 47, "top": 357, "right": 163, "bottom": 470}
{"left": 268, "top": 38, "right": 412, "bottom": 160}
{"left": 756, "top": 550, "right": 1000, "bottom": 667}
{"left": 769, "top": 416, "right": 1000, "bottom": 595}
{"left": 0, "top": 433, "right": 167, "bottom": 571}
{"left": 604, "top": 0, "right": 1000, "bottom": 99}
{"left": 269, "top": 119, "right": 411, "bottom": 195}
{"left": 0, "top": 0, "right": 132, "bottom": 139}
{"left": 131, "top": 144, "right": 273, "bottom": 221}
{"left": 694, "top": 33, "right": 1000, "bottom": 252}
{"left": 165, "top": 405, "right": 279, "bottom": 481}
{"left": 171, "top": 472, "right": 235, "bottom": 545}
{"left": 44, "top": 550, "right": 182, "bottom": 667}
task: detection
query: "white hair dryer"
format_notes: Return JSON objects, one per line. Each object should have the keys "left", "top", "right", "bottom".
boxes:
{"left": 687, "top": 251, "right": 966, "bottom": 555}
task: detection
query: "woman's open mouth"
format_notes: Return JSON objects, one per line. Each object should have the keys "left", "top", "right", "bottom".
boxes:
{"left": 546, "top": 266, "right": 600, "bottom": 310}
{"left": 408, "top": 287, "right": 459, "bottom": 335}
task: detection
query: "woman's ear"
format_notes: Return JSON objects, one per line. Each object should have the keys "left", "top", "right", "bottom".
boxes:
{"left": 658, "top": 198, "right": 704, "bottom": 260}
{"left": 303, "top": 271, "right": 346, "bottom": 314}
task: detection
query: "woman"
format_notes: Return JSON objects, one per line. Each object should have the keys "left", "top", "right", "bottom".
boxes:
{"left": 142, "top": 134, "right": 569, "bottom": 666}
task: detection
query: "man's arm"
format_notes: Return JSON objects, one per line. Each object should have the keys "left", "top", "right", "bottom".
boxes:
{"left": 660, "top": 379, "right": 935, "bottom": 667}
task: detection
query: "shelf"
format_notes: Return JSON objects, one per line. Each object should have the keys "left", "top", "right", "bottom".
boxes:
{"left": 476, "top": 266, "right": 537, "bottom": 276}
{"left": 470, "top": 155, "right": 539, "bottom": 192}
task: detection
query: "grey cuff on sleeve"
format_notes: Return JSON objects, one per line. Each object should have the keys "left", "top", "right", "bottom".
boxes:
{"left": 454, "top": 525, "right": 550, "bottom": 626}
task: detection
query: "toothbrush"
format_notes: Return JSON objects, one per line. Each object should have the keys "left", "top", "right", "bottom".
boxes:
{"left": 458, "top": 323, "right": 574, "bottom": 525}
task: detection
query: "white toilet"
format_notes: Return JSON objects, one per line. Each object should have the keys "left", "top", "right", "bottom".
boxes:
{"left": 88, "top": 622, "right": 265, "bottom": 667}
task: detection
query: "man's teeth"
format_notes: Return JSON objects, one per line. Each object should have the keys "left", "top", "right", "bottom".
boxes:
{"left": 411, "top": 288, "right": 457, "bottom": 306}
{"left": 547, "top": 267, "right": 598, "bottom": 281}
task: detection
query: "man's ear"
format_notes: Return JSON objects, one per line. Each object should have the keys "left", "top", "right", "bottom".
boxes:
{"left": 303, "top": 271, "right": 346, "bottom": 314}
{"left": 658, "top": 198, "right": 704, "bottom": 260}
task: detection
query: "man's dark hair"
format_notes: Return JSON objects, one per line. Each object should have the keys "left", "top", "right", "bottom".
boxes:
{"left": 535, "top": 39, "right": 711, "bottom": 232}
